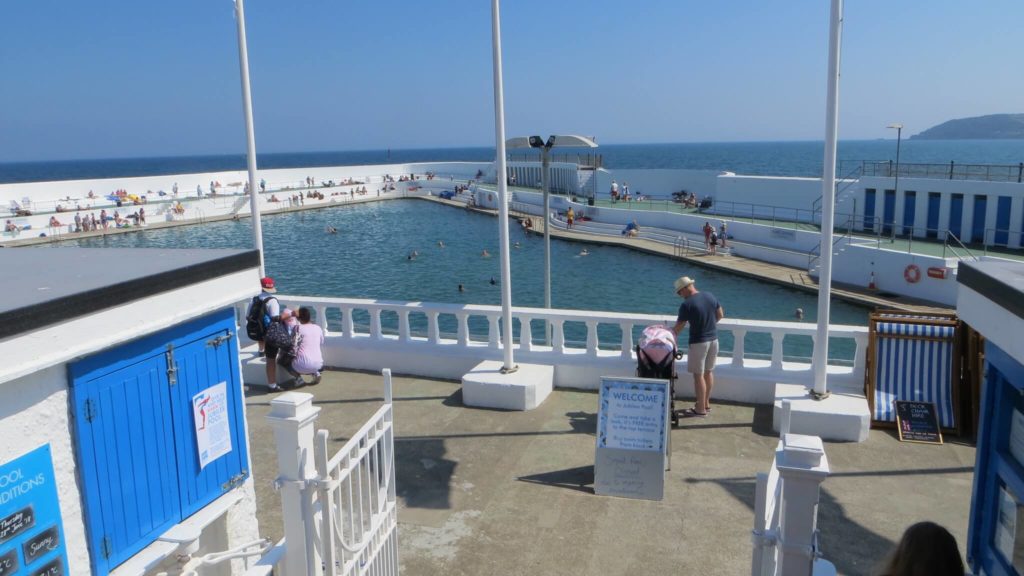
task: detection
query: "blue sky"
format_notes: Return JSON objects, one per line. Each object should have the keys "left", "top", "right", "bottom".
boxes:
{"left": 1, "top": 0, "right": 1021, "bottom": 161}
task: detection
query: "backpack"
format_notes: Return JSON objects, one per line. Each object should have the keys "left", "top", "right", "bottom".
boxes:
{"left": 245, "top": 295, "right": 277, "bottom": 341}
{"left": 264, "top": 319, "right": 294, "bottom": 350}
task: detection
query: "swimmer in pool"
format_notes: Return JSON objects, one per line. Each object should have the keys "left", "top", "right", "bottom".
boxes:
{"left": 438, "top": 240, "right": 445, "bottom": 247}
{"left": 579, "top": 249, "right": 589, "bottom": 256}
{"left": 482, "top": 250, "right": 490, "bottom": 258}
{"left": 458, "top": 284, "right": 465, "bottom": 292}
{"left": 326, "top": 226, "right": 338, "bottom": 234}
{"left": 489, "top": 277, "right": 497, "bottom": 285}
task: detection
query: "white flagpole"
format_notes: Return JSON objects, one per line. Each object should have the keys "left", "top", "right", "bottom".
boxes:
{"left": 233, "top": 0, "right": 265, "bottom": 276}
{"left": 491, "top": 0, "right": 516, "bottom": 372}
{"left": 812, "top": 0, "right": 843, "bottom": 398}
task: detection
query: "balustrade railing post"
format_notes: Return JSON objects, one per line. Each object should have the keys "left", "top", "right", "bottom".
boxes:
{"left": 731, "top": 329, "right": 746, "bottom": 367}
{"left": 487, "top": 314, "right": 500, "bottom": 349}
{"left": 315, "top": 306, "right": 329, "bottom": 335}
{"left": 620, "top": 321, "right": 634, "bottom": 359}
{"left": 771, "top": 332, "right": 785, "bottom": 370}
{"left": 586, "top": 321, "right": 599, "bottom": 356}
{"left": 520, "top": 316, "right": 533, "bottom": 352}
{"left": 370, "top": 308, "right": 382, "bottom": 340}
{"left": 428, "top": 312, "right": 440, "bottom": 345}
{"left": 552, "top": 320, "right": 566, "bottom": 354}
{"left": 457, "top": 313, "right": 470, "bottom": 347}
{"left": 399, "top": 310, "right": 410, "bottom": 342}
{"left": 852, "top": 333, "right": 867, "bottom": 376}
{"left": 342, "top": 306, "right": 354, "bottom": 338}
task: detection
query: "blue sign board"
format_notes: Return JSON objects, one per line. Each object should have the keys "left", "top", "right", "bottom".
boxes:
{"left": 0, "top": 445, "right": 66, "bottom": 575}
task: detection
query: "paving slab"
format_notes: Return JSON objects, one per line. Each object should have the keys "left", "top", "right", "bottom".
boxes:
{"left": 244, "top": 369, "right": 976, "bottom": 576}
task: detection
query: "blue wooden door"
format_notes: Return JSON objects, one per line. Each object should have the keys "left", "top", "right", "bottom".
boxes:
{"left": 995, "top": 196, "right": 1012, "bottom": 246}
{"left": 969, "top": 344, "right": 1024, "bottom": 576}
{"left": 972, "top": 195, "right": 988, "bottom": 243}
{"left": 882, "top": 190, "right": 896, "bottom": 236}
{"left": 70, "top": 309, "right": 248, "bottom": 574}
{"left": 72, "top": 353, "right": 179, "bottom": 573}
{"left": 902, "top": 191, "right": 916, "bottom": 236}
{"left": 927, "top": 192, "right": 941, "bottom": 239}
{"left": 170, "top": 328, "right": 249, "bottom": 517}
{"left": 949, "top": 194, "right": 964, "bottom": 239}
{"left": 863, "top": 189, "right": 876, "bottom": 231}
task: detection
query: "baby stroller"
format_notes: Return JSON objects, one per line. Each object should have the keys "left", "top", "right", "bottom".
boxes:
{"left": 636, "top": 325, "right": 684, "bottom": 426}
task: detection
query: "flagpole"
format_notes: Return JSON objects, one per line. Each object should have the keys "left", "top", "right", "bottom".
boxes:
{"left": 491, "top": 0, "right": 516, "bottom": 373}
{"left": 812, "top": 0, "right": 843, "bottom": 399}
{"left": 233, "top": 0, "right": 265, "bottom": 276}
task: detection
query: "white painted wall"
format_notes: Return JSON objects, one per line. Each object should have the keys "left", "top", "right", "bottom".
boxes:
{"left": 831, "top": 244, "right": 959, "bottom": 305}
{"left": 594, "top": 169, "right": 722, "bottom": 200}
{"left": 715, "top": 175, "right": 823, "bottom": 216}
{"left": 0, "top": 266, "right": 263, "bottom": 574}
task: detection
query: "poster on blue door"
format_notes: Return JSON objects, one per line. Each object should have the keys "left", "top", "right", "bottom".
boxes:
{"left": 193, "top": 382, "right": 232, "bottom": 470}
{"left": 0, "top": 444, "right": 67, "bottom": 575}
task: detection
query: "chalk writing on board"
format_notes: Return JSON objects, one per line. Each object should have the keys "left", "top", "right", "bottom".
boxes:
{"left": 0, "top": 506, "right": 35, "bottom": 543}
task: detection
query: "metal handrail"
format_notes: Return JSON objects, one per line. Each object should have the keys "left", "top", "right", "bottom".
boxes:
{"left": 807, "top": 215, "right": 857, "bottom": 271}
{"left": 943, "top": 231, "right": 979, "bottom": 261}
{"left": 857, "top": 160, "right": 1024, "bottom": 183}
{"left": 984, "top": 228, "right": 1024, "bottom": 255}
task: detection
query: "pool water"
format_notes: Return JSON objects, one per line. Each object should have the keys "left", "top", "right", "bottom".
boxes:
{"left": 56, "top": 199, "right": 869, "bottom": 361}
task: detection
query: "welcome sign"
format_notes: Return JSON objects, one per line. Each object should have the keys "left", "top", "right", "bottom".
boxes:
{"left": 594, "top": 377, "right": 670, "bottom": 501}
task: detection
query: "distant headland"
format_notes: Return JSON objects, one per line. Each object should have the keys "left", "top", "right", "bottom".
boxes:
{"left": 912, "top": 113, "right": 1024, "bottom": 140}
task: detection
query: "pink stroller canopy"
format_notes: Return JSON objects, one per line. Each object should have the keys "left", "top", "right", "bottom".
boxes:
{"left": 639, "top": 325, "right": 676, "bottom": 364}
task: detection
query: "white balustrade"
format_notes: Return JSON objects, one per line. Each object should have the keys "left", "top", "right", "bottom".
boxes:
{"left": 238, "top": 296, "right": 868, "bottom": 395}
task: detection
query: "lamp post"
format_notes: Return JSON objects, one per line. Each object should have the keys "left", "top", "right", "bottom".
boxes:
{"left": 506, "top": 135, "right": 598, "bottom": 327}
{"left": 232, "top": 0, "right": 265, "bottom": 276}
{"left": 887, "top": 123, "right": 903, "bottom": 239}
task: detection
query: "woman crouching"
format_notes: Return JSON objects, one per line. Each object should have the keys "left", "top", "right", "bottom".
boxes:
{"left": 278, "top": 306, "right": 325, "bottom": 387}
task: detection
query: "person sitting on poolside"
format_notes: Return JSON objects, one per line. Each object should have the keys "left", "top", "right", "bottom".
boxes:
{"left": 622, "top": 220, "right": 639, "bottom": 237}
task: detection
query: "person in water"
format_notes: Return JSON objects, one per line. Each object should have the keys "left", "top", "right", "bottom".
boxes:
{"left": 438, "top": 240, "right": 445, "bottom": 247}
{"left": 458, "top": 284, "right": 465, "bottom": 292}
{"left": 489, "top": 277, "right": 497, "bottom": 285}
{"left": 579, "top": 248, "right": 589, "bottom": 256}
{"left": 482, "top": 249, "right": 490, "bottom": 258}
{"left": 326, "top": 226, "right": 338, "bottom": 234}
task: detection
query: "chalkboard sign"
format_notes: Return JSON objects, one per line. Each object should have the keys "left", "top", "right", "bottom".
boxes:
{"left": 895, "top": 401, "right": 943, "bottom": 444}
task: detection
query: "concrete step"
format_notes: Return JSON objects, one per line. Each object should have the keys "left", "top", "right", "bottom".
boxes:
{"left": 240, "top": 345, "right": 296, "bottom": 388}
{"left": 462, "top": 360, "right": 553, "bottom": 411}
{"left": 773, "top": 382, "right": 870, "bottom": 442}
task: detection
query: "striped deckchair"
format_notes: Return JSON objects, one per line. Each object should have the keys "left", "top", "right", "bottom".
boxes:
{"left": 866, "top": 311, "right": 960, "bottom": 432}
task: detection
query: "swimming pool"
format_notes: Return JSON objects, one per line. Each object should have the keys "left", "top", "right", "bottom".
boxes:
{"left": 54, "top": 199, "right": 869, "bottom": 360}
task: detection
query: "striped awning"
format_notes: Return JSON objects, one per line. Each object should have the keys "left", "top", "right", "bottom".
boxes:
{"left": 873, "top": 322, "right": 955, "bottom": 427}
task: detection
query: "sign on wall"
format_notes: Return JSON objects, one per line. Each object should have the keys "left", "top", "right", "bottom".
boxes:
{"left": 0, "top": 445, "right": 67, "bottom": 575}
{"left": 193, "top": 382, "right": 233, "bottom": 470}
{"left": 594, "top": 377, "right": 670, "bottom": 501}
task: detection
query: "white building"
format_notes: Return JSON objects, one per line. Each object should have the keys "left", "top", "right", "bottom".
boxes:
{"left": 0, "top": 247, "right": 262, "bottom": 575}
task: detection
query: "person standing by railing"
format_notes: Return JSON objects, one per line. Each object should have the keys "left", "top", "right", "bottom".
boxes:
{"left": 672, "top": 276, "right": 725, "bottom": 417}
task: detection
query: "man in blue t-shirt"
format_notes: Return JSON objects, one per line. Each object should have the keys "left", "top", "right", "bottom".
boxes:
{"left": 672, "top": 276, "right": 725, "bottom": 417}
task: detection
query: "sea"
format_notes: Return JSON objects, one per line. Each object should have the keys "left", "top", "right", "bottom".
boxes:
{"left": 2, "top": 139, "right": 1023, "bottom": 186}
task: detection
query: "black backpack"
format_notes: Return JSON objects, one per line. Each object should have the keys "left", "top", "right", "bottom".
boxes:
{"left": 245, "top": 295, "right": 277, "bottom": 340}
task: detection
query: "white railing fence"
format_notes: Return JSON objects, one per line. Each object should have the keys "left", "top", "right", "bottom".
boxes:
{"left": 313, "top": 370, "right": 399, "bottom": 576}
{"left": 240, "top": 297, "right": 869, "bottom": 399}
{"left": 751, "top": 401, "right": 835, "bottom": 576}
{"left": 262, "top": 369, "right": 399, "bottom": 576}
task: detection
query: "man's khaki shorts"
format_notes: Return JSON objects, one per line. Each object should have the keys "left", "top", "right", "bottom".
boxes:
{"left": 687, "top": 339, "right": 719, "bottom": 374}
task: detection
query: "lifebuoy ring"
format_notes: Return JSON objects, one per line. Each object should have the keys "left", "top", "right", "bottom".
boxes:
{"left": 904, "top": 264, "right": 922, "bottom": 284}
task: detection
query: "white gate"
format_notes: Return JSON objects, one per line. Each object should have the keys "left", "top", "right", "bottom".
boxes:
{"left": 263, "top": 369, "right": 399, "bottom": 576}
{"left": 313, "top": 370, "right": 399, "bottom": 575}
